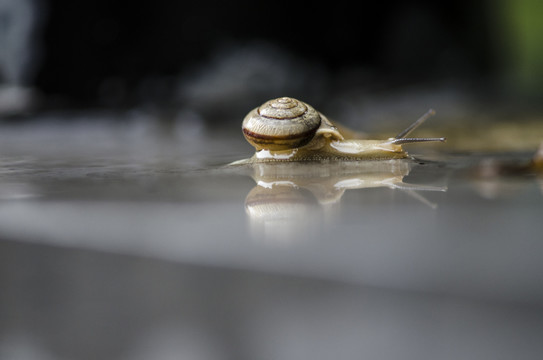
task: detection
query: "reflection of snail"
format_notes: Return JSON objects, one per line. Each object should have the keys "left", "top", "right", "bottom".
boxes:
{"left": 246, "top": 161, "right": 446, "bottom": 205}
{"left": 244, "top": 160, "right": 447, "bottom": 243}
{"left": 236, "top": 97, "right": 445, "bottom": 163}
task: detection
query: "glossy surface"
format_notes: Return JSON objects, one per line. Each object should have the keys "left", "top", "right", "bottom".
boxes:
{"left": 1, "top": 115, "right": 542, "bottom": 360}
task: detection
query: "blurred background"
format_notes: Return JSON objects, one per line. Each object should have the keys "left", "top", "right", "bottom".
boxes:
{"left": 1, "top": 0, "right": 542, "bottom": 123}
{"left": 1, "top": 1, "right": 543, "bottom": 360}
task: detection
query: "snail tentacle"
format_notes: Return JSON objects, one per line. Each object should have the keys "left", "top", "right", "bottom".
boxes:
{"left": 388, "top": 137, "right": 446, "bottom": 145}
{"left": 395, "top": 109, "right": 436, "bottom": 139}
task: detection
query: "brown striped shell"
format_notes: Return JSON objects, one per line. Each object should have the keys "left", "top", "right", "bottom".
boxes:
{"left": 242, "top": 97, "right": 322, "bottom": 151}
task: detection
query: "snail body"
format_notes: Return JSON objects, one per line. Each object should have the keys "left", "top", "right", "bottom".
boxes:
{"left": 237, "top": 97, "right": 445, "bottom": 163}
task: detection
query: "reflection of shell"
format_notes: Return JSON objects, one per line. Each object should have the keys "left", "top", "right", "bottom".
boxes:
{"left": 245, "top": 185, "right": 322, "bottom": 244}
{"left": 245, "top": 185, "right": 317, "bottom": 219}
{"left": 242, "top": 97, "right": 321, "bottom": 151}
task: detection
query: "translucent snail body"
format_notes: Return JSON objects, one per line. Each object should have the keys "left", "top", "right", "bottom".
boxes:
{"left": 236, "top": 97, "right": 445, "bottom": 163}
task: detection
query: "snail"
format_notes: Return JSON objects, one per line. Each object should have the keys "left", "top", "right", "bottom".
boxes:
{"left": 235, "top": 96, "right": 445, "bottom": 163}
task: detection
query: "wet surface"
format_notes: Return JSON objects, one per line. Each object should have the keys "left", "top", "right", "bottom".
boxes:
{"left": 1, "top": 115, "right": 543, "bottom": 359}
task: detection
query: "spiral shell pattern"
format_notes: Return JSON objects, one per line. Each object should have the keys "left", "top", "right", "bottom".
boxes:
{"left": 242, "top": 97, "right": 322, "bottom": 151}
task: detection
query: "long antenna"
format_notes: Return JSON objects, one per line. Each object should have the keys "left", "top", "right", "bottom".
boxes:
{"left": 395, "top": 109, "right": 436, "bottom": 139}
{"left": 389, "top": 109, "right": 445, "bottom": 144}
{"left": 389, "top": 137, "right": 446, "bottom": 145}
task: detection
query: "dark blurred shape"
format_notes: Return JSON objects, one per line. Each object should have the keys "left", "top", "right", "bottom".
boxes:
{"left": 0, "top": 0, "right": 45, "bottom": 115}
{"left": 492, "top": 0, "right": 543, "bottom": 98}
{"left": 175, "top": 41, "right": 328, "bottom": 121}
{"left": 0, "top": 0, "right": 542, "bottom": 116}
{"left": 0, "top": 0, "right": 44, "bottom": 85}
{"left": 31, "top": 1, "right": 498, "bottom": 109}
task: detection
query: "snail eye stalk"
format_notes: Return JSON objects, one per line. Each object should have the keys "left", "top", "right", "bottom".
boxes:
{"left": 389, "top": 109, "right": 445, "bottom": 145}
{"left": 395, "top": 109, "right": 436, "bottom": 139}
{"left": 388, "top": 137, "right": 446, "bottom": 145}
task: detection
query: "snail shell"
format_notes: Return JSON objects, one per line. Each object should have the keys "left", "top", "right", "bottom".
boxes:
{"left": 242, "top": 97, "right": 321, "bottom": 151}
